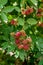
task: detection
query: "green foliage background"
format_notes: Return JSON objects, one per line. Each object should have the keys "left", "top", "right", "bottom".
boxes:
{"left": 0, "top": 0, "right": 43, "bottom": 65}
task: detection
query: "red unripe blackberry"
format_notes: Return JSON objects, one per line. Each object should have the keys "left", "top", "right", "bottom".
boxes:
{"left": 42, "top": 0, "right": 43, "bottom": 2}
{"left": 37, "top": 13, "right": 42, "bottom": 17}
{"left": 28, "top": 8, "right": 33, "bottom": 13}
{"left": 15, "top": 39, "right": 20, "bottom": 44}
{"left": 22, "top": 39, "right": 27, "bottom": 44}
{"left": 21, "top": 7, "right": 33, "bottom": 15}
{"left": 38, "top": 8, "right": 43, "bottom": 13}
{"left": 21, "top": 8, "right": 25, "bottom": 15}
{"left": 18, "top": 44, "right": 24, "bottom": 49}
{"left": 26, "top": 37, "right": 32, "bottom": 43}
{"left": 11, "top": 20, "right": 14, "bottom": 24}
{"left": 11, "top": 19, "right": 17, "bottom": 25}
{"left": 23, "top": 44, "right": 29, "bottom": 50}
{"left": 20, "top": 30, "right": 26, "bottom": 37}
{"left": 25, "top": 8, "right": 33, "bottom": 15}
{"left": 25, "top": 10, "right": 29, "bottom": 15}
{"left": 40, "top": 23, "right": 43, "bottom": 27}
{"left": 37, "top": 22, "right": 43, "bottom": 27}
{"left": 15, "top": 32, "right": 21, "bottom": 38}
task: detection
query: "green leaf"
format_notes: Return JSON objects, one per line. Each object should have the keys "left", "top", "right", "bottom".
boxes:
{"left": 19, "top": 50, "right": 27, "bottom": 61}
{"left": 8, "top": 15, "right": 13, "bottom": 21}
{"left": 2, "top": 42, "right": 9, "bottom": 49}
{"left": 1, "top": 12, "right": 8, "bottom": 22}
{"left": 15, "top": 50, "right": 19, "bottom": 58}
{"left": 2, "top": 6, "right": 15, "bottom": 13}
{"left": 30, "top": 0, "right": 37, "bottom": 6}
{"left": 20, "top": 0, "right": 26, "bottom": 7}
{"left": 27, "top": 18, "right": 37, "bottom": 25}
{"left": 0, "top": 4, "right": 3, "bottom": 9}
{"left": 37, "top": 37, "right": 43, "bottom": 49}
{"left": 31, "top": 36, "right": 43, "bottom": 53}
{"left": 18, "top": 18, "right": 25, "bottom": 26}
{"left": 23, "top": 23, "right": 29, "bottom": 30}
{"left": 14, "top": 7, "right": 21, "bottom": 12}
{"left": 19, "top": 52, "right": 25, "bottom": 61}
{"left": 7, "top": 44, "right": 15, "bottom": 53}
{"left": 41, "top": 49, "right": 43, "bottom": 54}
{"left": 38, "top": 59, "right": 43, "bottom": 65}
{"left": 35, "top": 52, "right": 41, "bottom": 58}
{"left": 0, "top": 0, "right": 8, "bottom": 6}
